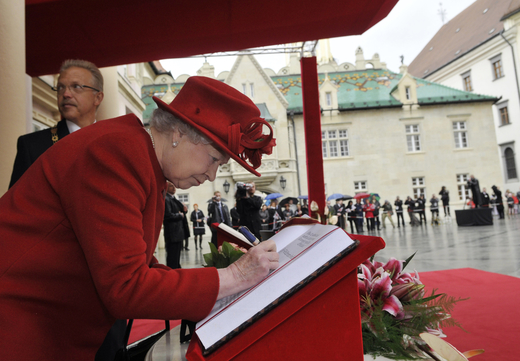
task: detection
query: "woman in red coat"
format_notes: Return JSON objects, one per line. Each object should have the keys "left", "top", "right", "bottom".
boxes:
{"left": 363, "top": 200, "right": 376, "bottom": 231}
{"left": 0, "top": 77, "right": 278, "bottom": 360}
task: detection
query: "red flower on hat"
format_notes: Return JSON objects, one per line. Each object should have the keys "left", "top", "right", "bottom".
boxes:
{"left": 228, "top": 117, "right": 276, "bottom": 169}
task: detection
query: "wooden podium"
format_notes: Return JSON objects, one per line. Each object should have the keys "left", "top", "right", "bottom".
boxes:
{"left": 186, "top": 222, "right": 385, "bottom": 361}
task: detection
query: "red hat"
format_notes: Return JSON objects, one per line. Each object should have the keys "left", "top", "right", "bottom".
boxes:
{"left": 153, "top": 76, "right": 275, "bottom": 177}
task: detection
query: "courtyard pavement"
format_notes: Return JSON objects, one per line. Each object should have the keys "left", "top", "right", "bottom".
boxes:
{"left": 155, "top": 214, "right": 520, "bottom": 278}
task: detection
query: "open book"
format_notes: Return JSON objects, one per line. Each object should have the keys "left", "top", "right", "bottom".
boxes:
{"left": 215, "top": 223, "right": 255, "bottom": 249}
{"left": 196, "top": 221, "right": 358, "bottom": 354}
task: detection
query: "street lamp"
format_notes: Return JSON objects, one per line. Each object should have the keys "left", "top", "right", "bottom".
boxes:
{"left": 223, "top": 180, "right": 230, "bottom": 194}
{"left": 279, "top": 176, "right": 286, "bottom": 190}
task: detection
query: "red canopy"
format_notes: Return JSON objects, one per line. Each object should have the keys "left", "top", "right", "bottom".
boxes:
{"left": 25, "top": 0, "right": 398, "bottom": 76}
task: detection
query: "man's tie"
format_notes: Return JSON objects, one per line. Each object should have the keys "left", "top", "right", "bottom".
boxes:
{"left": 218, "top": 202, "right": 224, "bottom": 222}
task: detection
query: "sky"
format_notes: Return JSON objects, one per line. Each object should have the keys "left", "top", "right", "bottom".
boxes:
{"left": 161, "top": 0, "right": 477, "bottom": 78}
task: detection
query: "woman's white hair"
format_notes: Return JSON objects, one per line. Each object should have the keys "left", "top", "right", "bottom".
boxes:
{"left": 149, "top": 108, "right": 211, "bottom": 145}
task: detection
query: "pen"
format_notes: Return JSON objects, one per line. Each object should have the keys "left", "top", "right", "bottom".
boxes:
{"left": 238, "top": 226, "right": 260, "bottom": 245}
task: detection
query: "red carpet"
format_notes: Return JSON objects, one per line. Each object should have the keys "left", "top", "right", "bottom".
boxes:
{"left": 130, "top": 269, "right": 518, "bottom": 359}
{"left": 420, "top": 268, "right": 519, "bottom": 361}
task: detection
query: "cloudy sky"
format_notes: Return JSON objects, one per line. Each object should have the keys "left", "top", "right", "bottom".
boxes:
{"left": 161, "top": 0, "right": 476, "bottom": 77}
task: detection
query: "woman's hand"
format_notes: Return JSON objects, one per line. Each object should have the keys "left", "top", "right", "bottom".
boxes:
{"left": 216, "top": 240, "right": 279, "bottom": 300}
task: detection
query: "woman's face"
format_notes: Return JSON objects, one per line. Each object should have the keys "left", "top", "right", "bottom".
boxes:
{"left": 194, "top": 204, "right": 199, "bottom": 211}
{"left": 159, "top": 132, "right": 230, "bottom": 189}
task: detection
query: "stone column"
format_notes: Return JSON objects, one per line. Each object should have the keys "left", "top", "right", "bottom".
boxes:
{"left": 97, "top": 66, "right": 121, "bottom": 120}
{"left": 0, "top": 0, "right": 27, "bottom": 193}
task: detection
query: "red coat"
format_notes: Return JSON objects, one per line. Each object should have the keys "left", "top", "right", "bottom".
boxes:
{"left": 0, "top": 115, "right": 219, "bottom": 360}
{"left": 363, "top": 203, "right": 375, "bottom": 218}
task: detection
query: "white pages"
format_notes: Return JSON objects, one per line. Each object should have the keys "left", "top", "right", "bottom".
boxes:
{"left": 195, "top": 223, "right": 355, "bottom": 351}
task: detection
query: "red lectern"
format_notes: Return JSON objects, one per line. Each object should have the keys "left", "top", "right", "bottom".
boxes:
{"left": 187, "top": 224, "right": 385, "bottom": 361}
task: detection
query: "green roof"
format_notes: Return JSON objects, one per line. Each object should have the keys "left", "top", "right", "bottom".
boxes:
{"left": 141, "top": 83, "right": 185, "bottom": 121}
{"left": 141, "top": 69, "right": 497, "bottom": 119}
{"left": 271, "top": 69, "right": 497, "bottom": 113}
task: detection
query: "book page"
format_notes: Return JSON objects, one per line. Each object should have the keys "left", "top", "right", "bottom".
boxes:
{"left": 196, "top": 223, "right": 354, "bottom": 351}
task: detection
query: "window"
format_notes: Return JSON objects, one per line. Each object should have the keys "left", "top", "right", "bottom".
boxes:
{"left": 250, "top": 83, "right": 254, "bottom": 98}
{"left": 177, "top": 194, "right": 189, "bottom": 204}
{"left": 338, "top": 130, "right": 349, "bottom": 156}
{"left": 500, "top": 107, "right": 510, "bottom": 125}
{"left": 457, "top": 174, "right": 470, "bottom": 201}
{"left": 504, "top": 147, "right": 518, "bottom": 179}
{"left": 242, "top": 83, "right": 246, "bottom": 94}
{"left": 322, "top": 129, "right": 349, "bottom": 157}
{"left": 406, "top": 124, "right": 421, "bottom": 152}
{"left": 461, "top": 70, "right": 472, "bottom": 91}
{"left": 354, "top": 181, "right": 367, "bottom": 193}
{"left": 412, "top": 177, "right": 425, "bottom": 198}
{"left": 453, "top": 121, "right": 468, "bottom": 148}
{"left": 490, "top": 54, "right": 504, "bottom": 80}
{"left": 322, "top": 131, "right": 327, "bottom": 158}
{"left": 493, "top": 60, "right": 503, "bottom": 79}
{"left": 497, "top": 101, "right": 510, "bottom": 126}
{"left": 405, "top": 87, "right": 411, "bottom": 100}
{"left": 325, "top": 92, "right": 332, "bottom": 106}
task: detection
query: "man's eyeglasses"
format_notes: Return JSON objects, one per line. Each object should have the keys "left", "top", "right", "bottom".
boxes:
{"left": 51, "top": 84, "right": 100, "bottom": 95}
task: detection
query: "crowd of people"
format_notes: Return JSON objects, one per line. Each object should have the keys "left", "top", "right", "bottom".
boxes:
{"left": 167, "top": 180, "right": 520, "bottom": 254}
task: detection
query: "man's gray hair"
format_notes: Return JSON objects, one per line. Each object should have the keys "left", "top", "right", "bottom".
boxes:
{"left": 149, "top": 108, "right": 211, "bottom": 145}
{"left": 60, "top": 59, "right": 104, "bottom": 92}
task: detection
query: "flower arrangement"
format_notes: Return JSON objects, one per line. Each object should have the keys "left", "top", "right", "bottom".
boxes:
{"left": 203, "top": 242, "right": 247, "bottom": 268}
{"left": 359, "top": 253, "right": 466, "bottom": 360}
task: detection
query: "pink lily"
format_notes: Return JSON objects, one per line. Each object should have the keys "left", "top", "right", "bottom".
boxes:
{"left": 382, "top": 257, "right": 403, "bottom": 281}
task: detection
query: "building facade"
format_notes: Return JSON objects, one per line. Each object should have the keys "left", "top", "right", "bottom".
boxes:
{"left": 143, "top": 47, "right": 502, "bottom": 213}
{"left": 409, "top": 0, "right": 520, "bottom": 192}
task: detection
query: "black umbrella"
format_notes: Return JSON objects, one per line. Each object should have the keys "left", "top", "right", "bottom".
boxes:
{"left": 207, "top": 198, "right": 228, "bottom": 203}
{"left": 279, "top": 197, "right": 299, "bottom": 207}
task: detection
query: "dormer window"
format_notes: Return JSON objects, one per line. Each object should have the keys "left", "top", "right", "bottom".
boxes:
{"left": 326, "top": 92, "right": 332, "bottom": 106}
{"left": 405, "top": 87, "right": 411, "bottom": 100}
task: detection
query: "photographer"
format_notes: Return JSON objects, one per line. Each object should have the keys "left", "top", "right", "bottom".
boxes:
{"left": 236, "top": 181, "right": 263, "bottom": 240}
{"left": 207, "top": 191, "right": 231, "bottom": 247}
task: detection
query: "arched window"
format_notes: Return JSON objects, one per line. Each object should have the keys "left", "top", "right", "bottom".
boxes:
{"left": 505, "top": 147, "right": 517, "bottom": 179}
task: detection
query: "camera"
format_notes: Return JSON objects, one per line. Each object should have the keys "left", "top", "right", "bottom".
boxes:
{"left": 236, "top": 182, "right": 253, "bottom": 190}
{"left": 235, "top": 182, "right": 253, "bottom": 199}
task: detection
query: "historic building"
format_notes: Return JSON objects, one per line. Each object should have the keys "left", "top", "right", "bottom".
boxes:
{"left": 409, "top": 0, "right": 520, "bottom": 192}
{"left": 142, "top": 46, "right": 502, "bottom": 212}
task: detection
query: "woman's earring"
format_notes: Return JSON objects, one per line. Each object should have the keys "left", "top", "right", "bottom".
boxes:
{"left": 172, "top": 141, "right": 178, "bottom": 148}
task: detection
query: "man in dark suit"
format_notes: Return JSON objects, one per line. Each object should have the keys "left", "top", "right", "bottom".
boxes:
{"left": 207, "top": 191, "right": 231, "bottom": 247}
{"left": 9, "top": 59, "right": 104, "bottom": 188}
{"left": 236, "top": 182, "right": 263, "bottom": 240}
{"left": 164, "top": 182, "right": 185, "bottom": 269}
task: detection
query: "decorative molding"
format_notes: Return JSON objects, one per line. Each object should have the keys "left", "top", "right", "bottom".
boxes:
{"left": 225, "top": 56, "right": 243, "bottom": 84}
{"left": 32, "top": 110, "right": 57, "bottom": 127}
{"left": 118, "top": 73, "right": 146, "bottom": 112}
{"left": 32, "top": 77, "right": 58, "bottom": 112}
{"left": 399, "top": 116, "right": 424, "bottom": 121}
{"left": 446, "top": 113, "right": 471, "bottom": 119}
{"left": 248, "top": 55, "right": 289, "bottom": 108}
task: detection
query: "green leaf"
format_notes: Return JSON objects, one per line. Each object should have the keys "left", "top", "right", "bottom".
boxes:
{"left": 203, "top": 252, "right": 214, "bottom": 267}
{"left": 215, "top": 254, "right": 229, "bottom": 269}
{"left": 209, "top": 242, "right": 219, "bottom": 258}
{"left": 402, "top": 252, "right": 417, "bottom": 271}
{"left": 221, "top": 242, "right": 235, "bottom": 258}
